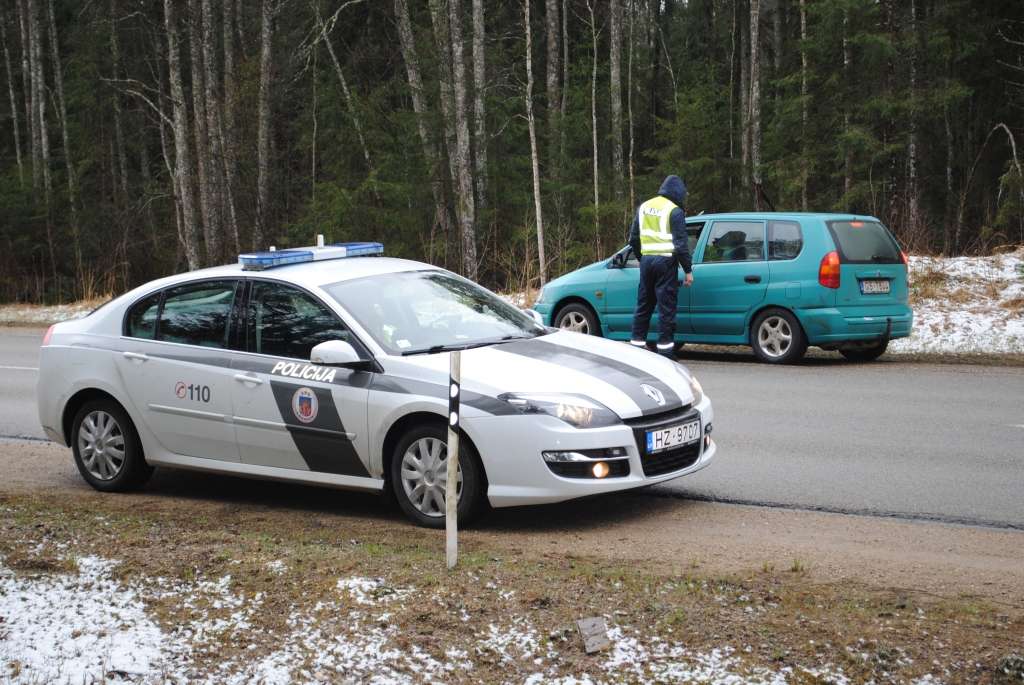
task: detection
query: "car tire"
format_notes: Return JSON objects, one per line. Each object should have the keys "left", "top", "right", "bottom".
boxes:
{"left": 554, "top": 303, "right": 601, "bottom": 337}
{"left": 840, "top": 341, "right": 889, "bottom": 362}
{"left": 750, "top": 308, "right": 808, "bottom": 364}
{"left": 71, "top": 399, "right": 153, "bottom": 492}
{"left": 390, "top": 422, "right": 488, "bottom": 529}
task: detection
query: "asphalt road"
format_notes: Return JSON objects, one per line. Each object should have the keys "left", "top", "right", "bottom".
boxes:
{"left": 3, "top": 327, "right": 1023, "bottom": 528}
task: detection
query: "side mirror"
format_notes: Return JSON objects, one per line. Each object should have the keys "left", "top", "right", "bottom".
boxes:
{"left": 522, "top": 308, "right": 544, "bottom": 326}
{"left": 310, "top": 340, "right": 372, "bottom": 370}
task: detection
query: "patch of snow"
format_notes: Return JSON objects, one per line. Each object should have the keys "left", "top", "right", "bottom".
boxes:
{"left": 337, "top": 576, "right": 409, "bottom": 605}
{"left": 0, "top": 556, "right": 170, "bottom": 683}
{"left": 892, "top": 250, "right": 1024, "bottom": 354}
{"left": 264, "top": 559, "right": 287, "bottom": 575}
{"left": 0, "top": 302, "right": 96, "bottom": 325}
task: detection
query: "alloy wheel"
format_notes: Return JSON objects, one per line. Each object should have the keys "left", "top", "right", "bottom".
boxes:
{"left": 559, "top": 311, "right": 590, "bottom": 334}
{"left": 400, "top": 437, "right": 462, "bottom": 517}
{"left": 757, "top": 316, "right": 792, "bottom": 359}
{"left": 78, "top": 410, "right": 126, "bottom": 481}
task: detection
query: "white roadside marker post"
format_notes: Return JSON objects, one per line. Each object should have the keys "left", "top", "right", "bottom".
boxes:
{"left": 446, "top": 350, "right": 461, "bottom": 569}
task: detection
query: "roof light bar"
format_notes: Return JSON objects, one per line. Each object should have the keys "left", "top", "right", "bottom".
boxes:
{"left": 238, "top": 241, "right": 383, "bottom": 271}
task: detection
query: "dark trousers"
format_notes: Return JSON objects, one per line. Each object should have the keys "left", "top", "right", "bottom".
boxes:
{"left": 631, "top": 255, "right": 678, "bottom": 348}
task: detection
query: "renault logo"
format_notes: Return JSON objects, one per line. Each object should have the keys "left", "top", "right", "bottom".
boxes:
{"left": 640, "top": 384, "right": 665, "bottom": 406}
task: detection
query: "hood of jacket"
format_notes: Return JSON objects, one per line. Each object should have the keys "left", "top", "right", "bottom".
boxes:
{"left": 658, "top": 175, "right": 687, "bottom": 207}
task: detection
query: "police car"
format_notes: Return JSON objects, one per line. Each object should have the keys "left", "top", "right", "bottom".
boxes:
{"left": 37, "top": 241, "right": 715, "bottom": 527}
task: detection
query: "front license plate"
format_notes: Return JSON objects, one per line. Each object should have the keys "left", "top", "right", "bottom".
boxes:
{"left": 860, "top": 279, "right": 891, "bottom": 294}
{"left": 646, "top": 420, "right": 701, "bottom": 454}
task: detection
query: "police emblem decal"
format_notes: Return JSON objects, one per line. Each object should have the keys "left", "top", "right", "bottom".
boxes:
{"left": 291, "top": 387, "right": 319, "bottom": 423}
{"left": 640, "top": 383, "right": 665, "bottom": 406}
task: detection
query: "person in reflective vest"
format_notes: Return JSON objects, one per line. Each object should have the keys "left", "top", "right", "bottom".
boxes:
{"left": 627, "top": 174, "right": 693, "bottom": 357}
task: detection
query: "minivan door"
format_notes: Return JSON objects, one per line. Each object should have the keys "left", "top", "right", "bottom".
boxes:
{"left": 689, "top": 220, "right": 769, "bottom": 336}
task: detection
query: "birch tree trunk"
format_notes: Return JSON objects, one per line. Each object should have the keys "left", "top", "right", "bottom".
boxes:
{"left": 907, "top": 0, "right": 919, "bottom": 233}
{"left": 164, "top": 0, "right": 201, "bottom": 270}
{"left": 429, "top": 0, "right": 459, "bottom": 199}
{"left": 190, "top": 0, "right": 221, "bottom": 263}
{"left": 610, "top": 0, "right": 624, "bottom": 206}
{"left": 255, "top": 0, "right": 274, "bottom": 250}
{"left": 728, "top": 0, "right": 735, "bottom": 194}
{"left": 17, "top": 0, "right": 39, "bottom": 192}
{"left": 626, "top": 0, "right": 635, "bottom": 213}
{"left": 739, "top": 1, "right": 749, "bottom": 178}
{"left": 587, "top": 0, "right": 600, "bottom": 257}
{"left": 800, "top": 0, "right": 808, "bottom": 211}
{"left": 749, "top": 0, "right": 762, "bottom": 208}
{"left": 45, "top": 0, "right": 79, "bottom": 280}
{"left": 109, "top": 0, "right": 128, "bottom": 207}
{"left": 1, "top": 9, "right": 24, "bottom": 186}
{"left": 471, "top": 0, "right": 487, "bottom": 217}
{"left": 544, "top": 0, "right": 559, "bottom": 169}
{"left": 445, "top": 0, "right": 478, "bottom": 280}
{"left": 221, "top": 0, "right": 241, "bottom": 252}
{"left": 524, "top": 0, "right": 545, "bottom": 285}
{"left": 842, "top": 8, "right": 851, "bottom": 198}
{"left": 27, "top": 0, "right": 50, "bottom": 204}
{"left": 202, "top": 0, "right": 238, "bottom": 255}
{"left": 394, "top": 0, "right": 452, "bottom": 266}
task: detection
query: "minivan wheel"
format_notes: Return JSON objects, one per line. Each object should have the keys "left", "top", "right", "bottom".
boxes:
{"left": 840, "top": 341, "right": 889, "bottom": 362}
{"left": 72, "top": 399, "right": 152, "bottom": 492}
{"left": 750, "top": 309, "right": 808, "bottom": 364}
{"left": 555, "top": 303, "right": 601, "bottom": 336}
{"left": 390, "top": 423, "right": 487, "bottom": 528}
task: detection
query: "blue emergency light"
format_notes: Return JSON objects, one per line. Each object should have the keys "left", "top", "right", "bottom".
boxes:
{"left": 239, "top": 241, "right": 383, "bottom": 271}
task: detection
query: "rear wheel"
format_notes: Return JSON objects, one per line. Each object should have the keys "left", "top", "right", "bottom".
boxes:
{"left": 750, "top": 309, "right": 807, "bottom": 364}
{"left": 71, "top": 400, "right": 152, "bottom": 492}
{"left": 555, "top": 303, "right": 601, "bottom": 336}
{"left": 390, "top": 423, "right": 487, "bottom": 528}
{"left": 840, "top": 341, "right": 889, "bottom": 362}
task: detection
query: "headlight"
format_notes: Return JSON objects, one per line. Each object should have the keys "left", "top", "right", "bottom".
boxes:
{"left": 498, "top": 392, "right": 620, "bottom": 429}
{"left": 675, "top": 365, "right": 704, "bottom": 405}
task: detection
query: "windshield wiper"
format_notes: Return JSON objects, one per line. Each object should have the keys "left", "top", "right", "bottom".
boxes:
{"left": 401, "top": 334, "right": 535, "bottom": 356}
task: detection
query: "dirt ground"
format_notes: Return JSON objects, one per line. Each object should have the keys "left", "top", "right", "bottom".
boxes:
{"left": 2, "top": 439, "right": 1023, "bottom": 683}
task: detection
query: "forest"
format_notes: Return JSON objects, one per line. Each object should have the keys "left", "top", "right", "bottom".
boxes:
{"left": 0, "top": 0, "right": 1022, "bottom": 303}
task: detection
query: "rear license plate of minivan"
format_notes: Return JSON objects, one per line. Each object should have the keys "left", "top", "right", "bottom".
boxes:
{"left": 860, "top": 279, "right": 891, "bottom": 294}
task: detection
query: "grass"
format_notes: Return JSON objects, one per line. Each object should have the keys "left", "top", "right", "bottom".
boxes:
{"left": 0, "top": 491, "right": 1021, "bottom": 683}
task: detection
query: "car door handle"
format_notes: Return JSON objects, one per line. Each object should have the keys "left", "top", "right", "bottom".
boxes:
{"left": 744, "top": 275, "right": 762, "bottom": 284}
{"left": 233, "top": 373, "right": 264, "bottom": 386}
{"left": 122, "top": 351, "right": 148, "bottom": 363}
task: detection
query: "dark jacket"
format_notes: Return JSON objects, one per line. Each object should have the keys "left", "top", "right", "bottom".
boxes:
{"left": 628, "top": 175, "right": 692, "bottom": 273}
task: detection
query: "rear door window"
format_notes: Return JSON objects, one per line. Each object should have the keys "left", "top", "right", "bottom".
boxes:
{"left": 768, "top": 221, "right": 803, "bottom": 260}
{"left": 125, "top": 292, "right": 161, "bottom": 339}
{"left": 702, "top": 221, "right": 766, "bottom": 262}
{"left": 686, "top": 222, "right": 705, "bottom": 255}
{"left": 826, "top": 220, "right": 901, "bottom": 263}
{"left": 157, "top": 281, "right": 238, "bottom": 348}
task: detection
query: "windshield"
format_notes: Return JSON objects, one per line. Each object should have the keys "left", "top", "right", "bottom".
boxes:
{"left": 324, "top": 270, "right": 546, "bottom": 355}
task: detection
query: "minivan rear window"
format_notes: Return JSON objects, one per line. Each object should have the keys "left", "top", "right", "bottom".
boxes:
{"left": 826, "top": 220, "right": 902, "bottom": 264}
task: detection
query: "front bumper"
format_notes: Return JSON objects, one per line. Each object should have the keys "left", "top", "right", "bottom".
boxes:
{"left": 796, "top": 306, "right": 913, "bottom": 345}
{"left": 463, "top": 395, "right": 715, "bottom": 508}
{"left": 532, "top": 302, "right": 555, "bottom": 325}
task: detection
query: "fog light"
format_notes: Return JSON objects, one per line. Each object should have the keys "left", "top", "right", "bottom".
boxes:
{"left": 592, "top": 461, "right": 610, "bottom": 479}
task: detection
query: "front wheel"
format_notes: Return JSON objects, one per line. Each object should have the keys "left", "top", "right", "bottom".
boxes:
{"left": 840, "top": 341, "right": 889, "bottom": 362}
{"left": 390, "top": 423, "right": 487, "bottom": 528}
{"left": 554, "top": 303, "right": 601, "bottom": 336}
{"left": 750, "top": 309, "right": 808, "bottom": 364}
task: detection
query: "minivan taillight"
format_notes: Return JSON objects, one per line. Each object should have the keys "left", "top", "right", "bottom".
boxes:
{"left": 819, "top": 251, "right": 841, "bottom": 289}
{"left": 42, "top": 324, "right": 56, "bottom": 346}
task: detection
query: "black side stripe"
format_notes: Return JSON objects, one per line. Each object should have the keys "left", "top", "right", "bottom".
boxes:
{"left": 269, "top": 380, "right": 370, "bottom": 477}
{"left": 496, "top": 338, "right": 681, "bottom": 415}
{"left": 370, "top": 376, "right": 518, "bottom": 416}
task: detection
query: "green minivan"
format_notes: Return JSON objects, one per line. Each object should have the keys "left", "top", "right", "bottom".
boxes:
{"left": 531, "top": 213, "right": 912, "bottom": 363}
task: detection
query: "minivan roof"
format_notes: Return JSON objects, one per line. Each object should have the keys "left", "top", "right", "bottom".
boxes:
{"left": 686, "top": 212, "right": 882, "bottom": 223}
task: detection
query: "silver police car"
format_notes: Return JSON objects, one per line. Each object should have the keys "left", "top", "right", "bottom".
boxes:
{"left": 37, "top": 243, "right": 715, "bottom": 526}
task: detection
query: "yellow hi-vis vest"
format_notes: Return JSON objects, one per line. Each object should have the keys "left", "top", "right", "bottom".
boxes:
{"left": 637, "top": 195, "right": 678, "bottom": 256}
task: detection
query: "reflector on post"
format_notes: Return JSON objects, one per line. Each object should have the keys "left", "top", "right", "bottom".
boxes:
{"left": 446, "top": 351, "right": 461, "bottom": 570}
